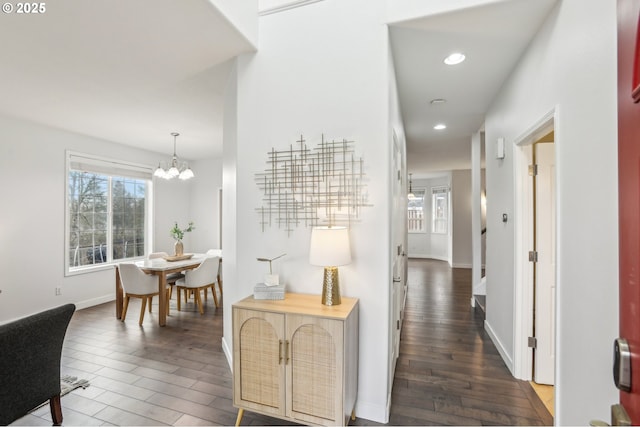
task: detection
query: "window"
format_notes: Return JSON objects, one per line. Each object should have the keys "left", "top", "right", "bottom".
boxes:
{"left": 432, "top": 186, "right": 449, "bottom": 234}
{"left": 66, "top": 152, "right": 153, "bottom": 274}
{"left": 408, "top": 188, "right": 426, "bottom": 233}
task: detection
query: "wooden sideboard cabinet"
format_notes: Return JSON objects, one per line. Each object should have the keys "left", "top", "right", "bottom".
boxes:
{"left": 232, "top": 292, "right": 359, "bottom": 426}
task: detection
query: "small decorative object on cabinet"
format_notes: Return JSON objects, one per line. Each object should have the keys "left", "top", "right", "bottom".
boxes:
{"left": 232, "top": 292, "right": 359, "bottom": 426}
{"left": 257, "top": 253, "right": 286, "bottom": 286}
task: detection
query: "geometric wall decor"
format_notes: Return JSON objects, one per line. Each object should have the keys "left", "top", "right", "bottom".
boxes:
{"left": 255, "top": 134, "right": 371, "bottom": 236}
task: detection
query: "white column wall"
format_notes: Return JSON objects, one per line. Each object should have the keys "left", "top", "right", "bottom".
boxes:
{"left": 222, "top": 1, "right": 392, "bottom": 422}
{"left": 484, "top": 1, "right": 618, "bottom": 424}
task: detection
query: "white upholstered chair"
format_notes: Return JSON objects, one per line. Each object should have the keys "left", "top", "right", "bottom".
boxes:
{"left": 206, "top": 249, "right": 223, "bottom": 301}
{"left": 118, "top": 263, "right": 170, "bottom": 325}
{"left": 176, "top": 256, "right": 220, "bottom": 314}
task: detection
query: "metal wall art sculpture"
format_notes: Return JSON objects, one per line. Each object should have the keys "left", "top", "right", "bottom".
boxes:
{"left": 256, "top": 135, "right": 370, "bottom": 235}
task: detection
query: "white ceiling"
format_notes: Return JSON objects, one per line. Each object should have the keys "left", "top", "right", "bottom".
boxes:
{"left": 0, "top": 0, "right": 255, "bottom": 159}
{"left": 390, "top": 0, "right": 557, "bottom": 177}
{"left": 0, "top": 0, "right": 557, "bottom": 171}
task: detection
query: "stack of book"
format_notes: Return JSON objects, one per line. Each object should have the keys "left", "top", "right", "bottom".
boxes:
{"left": 254, "top": 282, "right": 285, "bottom": 300}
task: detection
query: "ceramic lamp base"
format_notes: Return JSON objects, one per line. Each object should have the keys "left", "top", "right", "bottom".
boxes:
{"left": 321, "top": 266, "right": 341, "bottom": 306}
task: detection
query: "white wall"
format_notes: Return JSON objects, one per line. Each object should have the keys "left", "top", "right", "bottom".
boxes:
{"left": 189, "top": 156, "right": 223, "bottom": 253}
{"left": 222, "top": 0, "right": 392, "bottom": 422}
{"left": 0, "top": 114, "right": 194, "bottom": 322}
{"left": 451, "top": 169, "right": 473, "bottom": 268}
{"left": 209, "top": 0, "right": 259, "bottom": 48}
{"left": 407, "top": 175, "right": 450, "bottom": 260}
{"left": 484, "top": 1, "right": 618, "bottom": 424}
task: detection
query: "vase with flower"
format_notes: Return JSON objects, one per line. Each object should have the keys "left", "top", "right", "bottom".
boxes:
{"left": 170, "top": 221, "right": 195, "bottom": 256}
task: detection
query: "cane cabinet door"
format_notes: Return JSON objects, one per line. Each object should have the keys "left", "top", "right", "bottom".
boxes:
{"left": 232, "top": 308, "right": 286, "bottom": 417}
{"left": 285, "top": 314, "right": 344, "bottom": 425}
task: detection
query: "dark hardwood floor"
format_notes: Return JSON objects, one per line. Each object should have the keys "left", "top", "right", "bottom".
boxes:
{"left": 12, "top": 259, "right": 551, "bottom": 426}
{"left": 389, "top": 259, "right": 552, "bottom": 426}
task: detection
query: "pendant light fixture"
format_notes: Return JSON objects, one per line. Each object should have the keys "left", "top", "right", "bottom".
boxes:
{"left": 408, "top": 173, "right": 416, "bottom": 200}
{"left": 154, "top": 132, "right": 195, "bottom": 180}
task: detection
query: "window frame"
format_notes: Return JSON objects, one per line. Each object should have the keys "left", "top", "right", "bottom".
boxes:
{"left": 407, "top": 187, "right": 427, "bottom": 234}
{"left": 65, "top": 151, "right": 154, "bottom": 276}
{"left": 431, "top": 186, "right": 449, "bottom": 235}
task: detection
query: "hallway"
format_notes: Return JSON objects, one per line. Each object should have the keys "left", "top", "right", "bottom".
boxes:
{"left": 389, "top": 258, "right": 553, "bottom": 425}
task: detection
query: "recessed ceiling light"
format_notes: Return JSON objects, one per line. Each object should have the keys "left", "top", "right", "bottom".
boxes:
{"left": 444, "top": 52, "right": 466, "bottom": 65}
{"left": 434, "top": 124, "right": 447, "bottom": 130}
{"left": 430, "top": 98, "right": 447, "bottom": 105}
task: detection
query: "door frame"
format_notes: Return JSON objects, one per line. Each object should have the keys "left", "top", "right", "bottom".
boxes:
{"left": 513, "top": 107, "right": 558, "bottom": 380}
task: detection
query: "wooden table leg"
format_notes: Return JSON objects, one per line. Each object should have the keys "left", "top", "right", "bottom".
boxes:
{"left": 115, "top": 266, "right": 123, "bottom": 319}
{"left": 158, "top": 272, "right": 168, "bottom": 326}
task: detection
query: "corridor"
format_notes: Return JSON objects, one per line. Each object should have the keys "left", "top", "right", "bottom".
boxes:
{"left": 388, "top": 258, "right": 553, "bottom": 425}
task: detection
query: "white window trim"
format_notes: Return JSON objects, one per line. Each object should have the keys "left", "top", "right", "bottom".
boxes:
{"left": 431, "top": 186, "right": 449, "bottom": 235}
{"left": 65, "top": 150, "right": 154, "bottom": 276}
{"left": 408, "top": 187, "right": 427, "bottom": 234}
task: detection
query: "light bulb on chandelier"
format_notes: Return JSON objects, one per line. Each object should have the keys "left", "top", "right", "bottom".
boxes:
{"left": 154, "top": 132, "right": 195, "bottom": 180}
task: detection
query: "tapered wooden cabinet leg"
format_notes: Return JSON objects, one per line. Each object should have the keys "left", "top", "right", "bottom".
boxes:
{"left": 235, "top": 408, "right": 244, "bottom": 426}
{"left": 50, "top": 395, "right": 63, "bottom": 426}
{"left": 351, "top": 409, "right": 356, "bottom": 421}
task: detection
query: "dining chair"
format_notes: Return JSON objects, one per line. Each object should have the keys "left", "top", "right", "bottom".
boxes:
{"left": 0, "top": 304, "right": 75, "bottom": 426}
{"left": 206, "top": 249, "right": 223, "bottom": 301}
{"left": 118, "top": 263, "right": 171, "bottom": 325}
{"left": 175, "top": 256, "right": 220, "bottom": 314}
{"left": 148, "top": 251, "right": 184, "bottom": 299}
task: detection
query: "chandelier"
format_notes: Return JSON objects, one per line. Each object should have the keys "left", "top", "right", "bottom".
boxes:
{"left": 154, "top": 132, "right": 195, "bottom": 180}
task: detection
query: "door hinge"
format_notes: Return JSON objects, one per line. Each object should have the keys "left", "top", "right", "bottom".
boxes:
{"left": 528, "top": 336, "right": 537, "bottom": 349}
{"left": 528, "top": 250, "right": 538, "bottom": 262}
{"left": 397, "top": 320, "right": 400, "bottom": 330}
{"left": 528, "top": 164, "right": 538, "bottom": 176}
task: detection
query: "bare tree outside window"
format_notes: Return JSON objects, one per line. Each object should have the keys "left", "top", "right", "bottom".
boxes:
{"left": 68, "top": 171, "right": 147, "bottom": 270}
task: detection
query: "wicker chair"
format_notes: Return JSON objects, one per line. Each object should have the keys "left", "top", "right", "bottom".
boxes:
{"left": 0, "top": 304, "right": 75, "bottom": 426}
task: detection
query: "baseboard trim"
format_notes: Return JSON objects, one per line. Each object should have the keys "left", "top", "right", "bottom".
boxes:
{"left": 355, "top": 400, "right": 388, "bottom": 424}
{"left": 222, "top": 336, "right": 233, "bottom": 371}
{"left": 76, "top": 294, "right": 115, "bottom": 311}
{"left": 451, "top": 263, "right": 472, "bottom": 269}
{"left": 484, "top": 319, "right": 514, "bottom": 375}
{"left": 408, "top": 255, "right": 449, "bottom": 262}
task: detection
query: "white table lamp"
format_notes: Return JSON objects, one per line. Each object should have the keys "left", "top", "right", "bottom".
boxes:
{"left": 309, "top": 226, "right": 351, "bottom": 306}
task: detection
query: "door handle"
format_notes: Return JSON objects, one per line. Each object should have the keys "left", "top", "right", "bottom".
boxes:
{"left": 614, "top": 338, "right": 632, "bottom": 392}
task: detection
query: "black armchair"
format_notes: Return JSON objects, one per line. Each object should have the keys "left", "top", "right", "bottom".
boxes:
{"left": 0, "top": 304, "right": 75, "bottom": 426}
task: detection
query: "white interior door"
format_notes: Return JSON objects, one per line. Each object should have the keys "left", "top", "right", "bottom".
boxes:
{"left": 534, "top": 142, "right": 556, "bottom": 385}
{"left": 389, "top": 130, "right": 406, "bottom": 384}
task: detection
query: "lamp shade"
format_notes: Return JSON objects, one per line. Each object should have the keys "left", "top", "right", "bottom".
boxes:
{"left": 309, "top": 226, "right": 351, "bottom": 267}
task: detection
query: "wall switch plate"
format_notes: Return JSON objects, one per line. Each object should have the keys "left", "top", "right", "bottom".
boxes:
{"left": 55, "top": 287, "right": 62, "bottom": 296}
{"left": 496, "top": 137, "right": 505, "bottom": 159}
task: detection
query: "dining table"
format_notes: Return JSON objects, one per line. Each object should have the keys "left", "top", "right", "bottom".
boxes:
{"left": 115, "top": 251, "right": 221, "bottom": 326}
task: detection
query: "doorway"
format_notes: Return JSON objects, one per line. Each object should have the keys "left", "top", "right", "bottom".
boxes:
{"left": 513, "top": 109, "right": 558, "bottom": 404}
